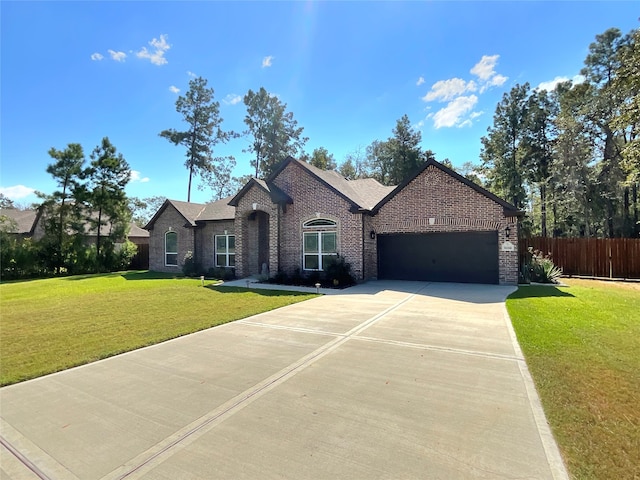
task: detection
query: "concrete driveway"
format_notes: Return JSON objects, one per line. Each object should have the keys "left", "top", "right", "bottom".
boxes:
{"left": 1, "top": 281, "right": 568, "bottom": 480}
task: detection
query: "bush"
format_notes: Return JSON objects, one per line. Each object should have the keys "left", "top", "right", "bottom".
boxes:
{"left": 207, "top": 267, "right": 235, "bottom": 280}
{"left": 323, "top": 255, "right": 356, "bottom": 287}
{"left": 522, "top": 248, "right": 563, "bottom": 284}
{"left": 182, "top": 251, "right": 198, "bottom": 277}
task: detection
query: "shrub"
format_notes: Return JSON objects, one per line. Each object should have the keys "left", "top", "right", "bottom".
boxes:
{"left": 323, "top": 254, "right": 355, "bottom": 287}
{"left": 182, "top": 251, "right": 198, "bottom": 277}
{"left": 522, "top": 248, "right": 563, "bottom": 284}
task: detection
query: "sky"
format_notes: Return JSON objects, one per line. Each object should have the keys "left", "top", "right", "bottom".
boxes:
{"left": 1, "top": 1, "right": 638, "bottom": 206}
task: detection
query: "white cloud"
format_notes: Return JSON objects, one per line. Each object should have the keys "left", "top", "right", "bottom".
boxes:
{"left": 130, "top": 171, "right": 150, "bottom": 183}
{"left": 187, "top": 71, "right": 196, "bottom": 77}
{"left": 470, "top": 55, "right": 508, "bottom": 93}
{"left": 262, "top": 55, "right": 274, "bottom": 68}
{"left": 432, "top": 95, "right": 478, "bottom": 129}
{"left": 91, "top": 53, "right": 104, "bottom": 61}
{"left": 169, "top": 85, "right": 180, "bottom": 94}
{"left": 136, "top": 34, "right": 170, "bottom": 66}
{"left": 470, "top": 111, "right": 484, "bottom": 119}
{"left": 422, "top": 78, "right": 476, "bottom": 102}
{"left": 536, "top": 74, "right": 586, "bottom": 92}
{"left": 223, "top": 94, "right": 242, "bottom": 105}
{"left": 108, "top": 49, "right": 127, "bottom": 62}
{"left": 416, "top": 76, "right": 425, "bottom": 86}
{"left": 0, "top": 185, "right": 36, "bottom": 200}
{"left": 470, "top": 55, "right": 500, "bottom": 80}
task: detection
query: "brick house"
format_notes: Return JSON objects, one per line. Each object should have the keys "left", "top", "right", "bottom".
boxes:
{"left": 145, "top": 157, "right": 522, "bottom": 284}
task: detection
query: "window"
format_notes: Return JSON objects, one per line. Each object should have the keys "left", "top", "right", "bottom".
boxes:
{"left": 165, "top": 231, "right": 178, "bottom": 266}
{"left": 215, "top": 235, "right": 235, "bottom": 267}
{"left": 303, "top": 219, "right": 337, "bottom": 271}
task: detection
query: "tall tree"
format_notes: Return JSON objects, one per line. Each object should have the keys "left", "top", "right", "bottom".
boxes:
{"left": 307, "top": 147, "right": 337, "bottom": 170}
{"left": 611, "top": 27, "right": 640, "bottom": 236}
{"left": 521, "top": 89, "right": 557, "bottom": 236}
{"left": 339, "top": 146, "right": 370, "bottom": 180}
{"left": 580, "top": 28, "right": 629, "bottom": 236}
{"left": 159, "top": 77, "right": 230, "bottom": 202}
{"left": 387, "top": 114, "right": 428, "bottom": 184}
{"left": 367, "top": 139, "right": 394, "bottom": 185}
{"left": 129, "top": 195, "right": 167, "bottom": 226}
{"left": 243, "top": 87, "right": 308, "bottom": 178}
{"left": 551, "top": 81, "right": 598, "bottom": 237}
{"left": 481, "top": 83, "right": 531, "bottom": 209}
{"left": 199, "top": 155, "right": 238, "bottom": 200}
{"left": 0, "top": 194, "right": 15, "bottom": 209}
{"left": 39, "top": 143, "right": 86, "bottom": 273}
{"left": 86, "top": 137, "right": 131, "bottom": 269}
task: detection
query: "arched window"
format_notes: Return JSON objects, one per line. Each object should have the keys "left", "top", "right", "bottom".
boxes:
{"left": 302, "top": 218, "right": 337, "bottom": 271}
{"left": 165, "top": 231, "right": 178, "bottom": 266}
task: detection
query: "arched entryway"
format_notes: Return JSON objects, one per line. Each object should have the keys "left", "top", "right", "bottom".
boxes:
{"left": 246, "top": 210, "right": 270, "bottom": 276}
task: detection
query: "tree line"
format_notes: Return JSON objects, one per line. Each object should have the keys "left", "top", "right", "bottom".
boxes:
{"left": 479, "top": 27, "right": 639, "bottom": 238}
{"left": 0, "top": 138, "right": 135, "bottom": 279}
{"left": 2, "top": 25, "right": 637, "bottom": 280}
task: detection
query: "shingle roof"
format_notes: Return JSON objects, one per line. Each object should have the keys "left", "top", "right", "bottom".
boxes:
{"left": 128, "top": 223, "right": 150, "bottom": 238}
{"left": 228, "top": 178, "right": 293, "bottom": 207}
{"left": 0, "top": 208, "right": 37, "bottom": 234}
{"left": 145, "top": 197, "right": 235, "bottom": 230}
{"left": 196, "top": 196, "right": 236, "bottom": 221}
{"left": 348, "top": 178, "right": 396, "bottom": 210}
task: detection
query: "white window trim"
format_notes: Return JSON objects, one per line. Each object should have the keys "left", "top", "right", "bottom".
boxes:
{"left": 303, "top": 230, "right": 337, "bottom": 271}
{"left": 303, "top": 218, "right": 337, "bottom": 229}
{"left": 165, "top": 231, "right": 178, "bottom": 267}
{"left": 215, "top": 234, "right": 235, "bottom": 268}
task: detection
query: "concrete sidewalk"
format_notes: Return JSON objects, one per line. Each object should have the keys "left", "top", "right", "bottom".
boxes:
{"left": 1, "top": 281, "right": 568, "bottom": 479}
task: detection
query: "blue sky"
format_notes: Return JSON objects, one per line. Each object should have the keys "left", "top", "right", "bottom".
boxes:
{"left": 1, "top": 1, "right": 638, "bottom": 205}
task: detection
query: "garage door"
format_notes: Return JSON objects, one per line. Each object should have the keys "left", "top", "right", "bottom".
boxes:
{"left": 378, "top": 231, "right": 499, "bottom": 284}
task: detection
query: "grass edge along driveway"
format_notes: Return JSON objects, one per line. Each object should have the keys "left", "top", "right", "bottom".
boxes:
{"left": 507, "top": 279, "right": 639, "bottom": 480}
{"left": 0, "top": 271, "right": 317, "bottom": 386}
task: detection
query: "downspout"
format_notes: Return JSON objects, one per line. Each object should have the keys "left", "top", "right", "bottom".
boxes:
{"left": 361, "top": 213, "right": 365, "bottom": 281}
{"left": 277, "top": 204, "right": 281, "bottom": 274}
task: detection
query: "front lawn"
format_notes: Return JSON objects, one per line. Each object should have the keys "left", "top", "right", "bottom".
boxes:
{"left": 507, "top": 279, "right": 639, "bottom": 480}
{"left": 0, "top": 271, "right": 317, "bottom": 386}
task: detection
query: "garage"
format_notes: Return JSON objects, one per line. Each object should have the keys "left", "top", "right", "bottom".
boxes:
{"left": 377, "top": 231, "right": 499, "bottom": 284}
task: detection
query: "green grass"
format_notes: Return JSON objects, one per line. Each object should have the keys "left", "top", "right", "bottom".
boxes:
{"left": 0, "top": 271, "right": 317, "bottom": 386}
{"left": 507, "top": 279, "right": 640, "bottom": 480}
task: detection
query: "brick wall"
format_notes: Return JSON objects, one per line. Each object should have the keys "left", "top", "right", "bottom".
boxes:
{"left": 148, "top": 205, "right": 194, "bottom": 273}
{"left": 368, "top": 165, "right": 519, "bottom": 284}
{"left": 233, "top": 186, "right": 279, "bottom": 278}
{"left": 273, "top": 161, "right": 364, "bottom": 279}
{"left": 194, "top": 220, "right": 235, "bottom": 272}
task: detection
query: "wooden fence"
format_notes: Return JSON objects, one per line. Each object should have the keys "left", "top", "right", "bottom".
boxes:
{"left": 129, "top": 243, "right": 149, "bottom": 270}
{"left": 519, "top": 237, "right": 640, "bottom": 279}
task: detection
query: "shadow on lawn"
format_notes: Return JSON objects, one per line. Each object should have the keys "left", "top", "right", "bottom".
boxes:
{"left": 509, "top": 285, "right": 575, "bottom": 299}
{"left": 120, "top": 271, "right": 196, "bottom": 281}
{"left": 206, "top": 284, "right": 315, "bottom": 297}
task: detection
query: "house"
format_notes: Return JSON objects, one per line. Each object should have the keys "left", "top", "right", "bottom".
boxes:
{"left": 0, "top": 208, "right": 38, "bottom": 239}
{"left": 1, "top": 206, "right": 149, "bottom": 252}
{"left": 145, "top": 157, "right": 522, "bottom": 285}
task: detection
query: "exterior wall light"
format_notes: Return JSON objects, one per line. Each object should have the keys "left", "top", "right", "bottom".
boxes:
{"left": 370, "top": 230, "right": 376, "bottom": 239}
{"left": 505, "top": 226, "right": 511, "bottom": 238}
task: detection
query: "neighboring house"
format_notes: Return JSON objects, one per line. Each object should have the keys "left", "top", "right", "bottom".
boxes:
{"left": 145, "top": 157, "right": 522, "bottom": 285}
{"left": 0, "top": 208, "right": 38, "bottom": 239}
{"left": 1, "top": 206, "right": 149, "bottom": 249}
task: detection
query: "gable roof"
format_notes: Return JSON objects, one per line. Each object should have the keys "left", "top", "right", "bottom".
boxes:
{"left": 0, "top": 208, "right": 37, "bottom": 234}
{"left": 370, "top": 158, "right": 523, "bottom": 216}
{"left": 267, "top": 156, "right": 394, "bottom": 212}
{"left": 145, "top": 197, "right": 235, "bottom": 230}
{"left": 228, "top": 178, "right": 293, "bottom": 207}
{"left": 128, "top": 223, "right": 150, "bottom": 238}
